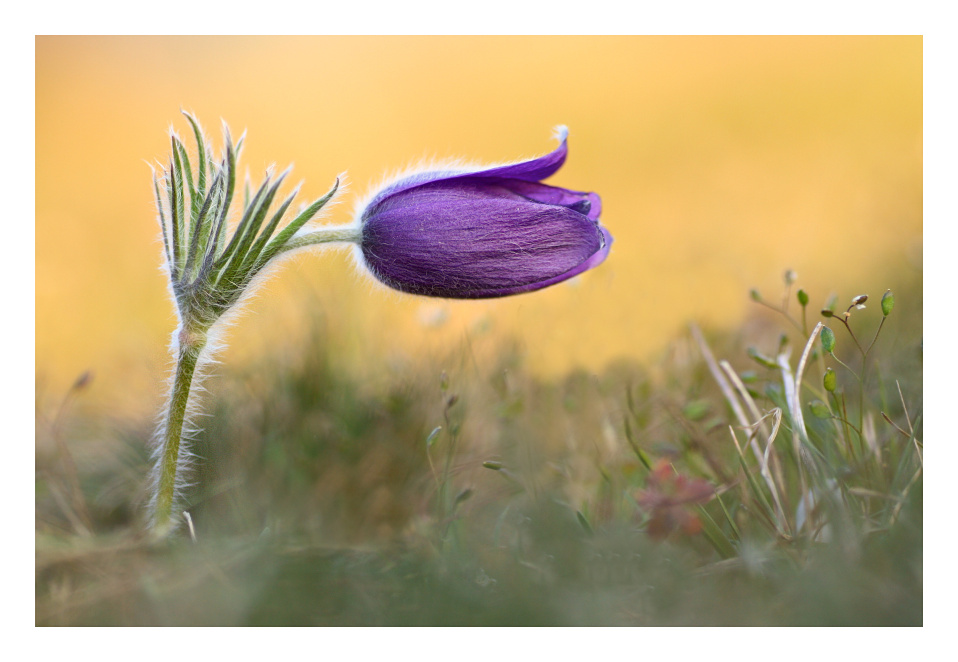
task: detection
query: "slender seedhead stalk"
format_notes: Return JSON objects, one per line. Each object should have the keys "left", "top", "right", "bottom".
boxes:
{"left": 148, "top": 112, "right": 354, "bottom": 537}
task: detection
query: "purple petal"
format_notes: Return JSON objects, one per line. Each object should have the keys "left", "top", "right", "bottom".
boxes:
{"left": 363, "top": 128, "right": 570, "bottom": 211}
{"left": 360, "top": 179, "right": 608, "bottom": 299}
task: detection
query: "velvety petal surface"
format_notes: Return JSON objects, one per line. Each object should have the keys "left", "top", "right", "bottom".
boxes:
{"left": 360, "top": 178, "right": 608, "bottom": 299}
{"left": 362, "top": 129, "right": 571, "bottom": 213}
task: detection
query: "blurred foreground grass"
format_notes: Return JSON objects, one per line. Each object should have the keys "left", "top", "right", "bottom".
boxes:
{"left": 35, "top": 273, "right": 922, "bottom": 626}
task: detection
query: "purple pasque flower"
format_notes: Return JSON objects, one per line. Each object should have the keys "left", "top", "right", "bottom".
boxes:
{"left": 355, "top": 127, "right": 611, "bottom": 299}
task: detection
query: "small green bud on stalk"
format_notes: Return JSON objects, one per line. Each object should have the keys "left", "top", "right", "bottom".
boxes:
{"left": 881, "top": 290, "right": 894, "bottom": 317}
{"left": 823, "top": 367, "right": 837, "bottom": 392}
{"left": 821, "top": 326, "right": 836, "bottom": 353}
{"left": 809, "top": 400, "right": 831, "bottom": 419}
{"left": 747, "top": 347, "right": 779, "bottom": 369}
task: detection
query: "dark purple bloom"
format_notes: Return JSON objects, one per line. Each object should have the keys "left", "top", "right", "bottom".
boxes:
{"left": 355, "top": 128, "right": 611, "bottom": 299}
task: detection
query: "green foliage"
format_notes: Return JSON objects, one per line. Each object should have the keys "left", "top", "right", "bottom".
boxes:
{"left": 35, "top": 273, "right": 922, "bottom": 625}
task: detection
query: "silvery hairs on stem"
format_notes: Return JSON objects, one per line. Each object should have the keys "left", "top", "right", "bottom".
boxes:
{"left": 148, "top": 112, "right": 356, "bottom": 536}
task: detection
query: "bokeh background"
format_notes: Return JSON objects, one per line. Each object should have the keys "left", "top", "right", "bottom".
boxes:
{"left": 35, "top": 36, "right": 922, "bottom": 418}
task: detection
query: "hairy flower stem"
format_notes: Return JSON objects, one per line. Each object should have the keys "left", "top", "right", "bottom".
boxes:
{"left": 153, "top": 326, "right": 208, "bottom": 537}
{"left": 283, "top": 225, "right": 362, "bottom": 251}
{"left": 148, "top": 113, "right": 347, "bottom": 538}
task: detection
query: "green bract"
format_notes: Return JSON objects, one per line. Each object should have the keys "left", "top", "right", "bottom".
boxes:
{"left": 149, "top": 113, "right": 349, "bottom": 536}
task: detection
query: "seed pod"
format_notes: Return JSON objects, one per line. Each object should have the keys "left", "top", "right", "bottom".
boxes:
{"left": 881, "top": 290, "right": 894, "bottom": 317}
{"left": 823, "top": 367, "right": 837, "bottom": 393}
{"left": 809, "top": 400, "right": 831, "bottom": 419}
{"left": 821, "top": 326, "right": 836, "bottom": 353}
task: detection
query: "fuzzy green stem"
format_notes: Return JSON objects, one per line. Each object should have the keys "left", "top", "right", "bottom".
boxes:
{"left": 280, "top": 225, "right": 362, "bottom": 252}
{"left": 153, "top": 326, "right": 208, "bottom": 537}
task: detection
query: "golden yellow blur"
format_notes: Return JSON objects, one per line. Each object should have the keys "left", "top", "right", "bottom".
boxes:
{"left": 36, "top": 36, "right": 921, "bottom": 416}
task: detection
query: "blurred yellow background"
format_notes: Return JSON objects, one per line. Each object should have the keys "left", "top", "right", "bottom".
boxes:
{"left": 36, "top": 36, "right": 922, "bottom": 416}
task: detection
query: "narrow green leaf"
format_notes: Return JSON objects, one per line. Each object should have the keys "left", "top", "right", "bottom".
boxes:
{"left": 714, "top": 491, "right": 741, "bottom": 540}
{"left": 171, "top": 137, "right": 188, "bottom": 244}
{"left": 623, "top": 416, "right": 652, "bottom": 471}
{"left": 576, "top": 510, "right": 594, "bottom": 536}
{"left": 184, "top": 171, "right": 226, "bottom": 281}
{"left": 735, "top": 438, "right": 778, "bottom": 528}
{"left": 183, "top": 112, "right": 207, "bottom": 201}
{"left": 241, "top": 188, "right": 299, "bottom": 271}
{"left": 209, "top": 130, "right": 239, "bottom": 261}
{"left": 696, "top": 505, "right": 736, "bottom": 559}
{"left": 166, "top": 159, "right": 183, "bottom": 270}
{"left": 153, "top": 171, "right": 173, "bottom": 274}
{"left": 214, "top": 174, "right": 270, "bottom": 273}
{"left": 194, "top": 176, "right": 229, "bottom": 281}
{"left": 254, "top": 179, "right": 340, "bottom": 271}
{"left": 214, "top": 176, "right": 281, "bottom": 291}
{"left": 683, "top": 399, "right": 710, "bottom": 421}
{"left": 747, "top": 347, "right": 778, "bottom": 370}
{"left": 173, "top": 138, "right": 198, "bottom": 224}
{"left": 233, "top": 169, "right": 293, "bottom": 273}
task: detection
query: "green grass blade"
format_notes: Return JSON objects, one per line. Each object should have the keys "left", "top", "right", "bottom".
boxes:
{"left": 697, "top": 505, "right": 736, "bottom": 559}
{"left": 714, "top": 491, "right": 742, "bottom": 541}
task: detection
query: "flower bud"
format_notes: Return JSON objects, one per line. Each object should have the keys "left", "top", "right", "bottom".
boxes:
{"left": 354, "top": 128, "right": 611, "bottom": 298}
{"left": 881, "top": 289, "right": 894, "bottom": 317}
{"left": 821, "top": 326, "right": 836, "bottom": 353}
{"left": 809, "top": 400, "right": 831, "bottom": 419}
{"left": 823, "top": 367, "right": 837, "bottom": 392}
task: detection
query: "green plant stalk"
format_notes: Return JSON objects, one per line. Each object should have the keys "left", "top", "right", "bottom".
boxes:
{"left": 153, "top": 326, "right": 208, "bottom": 537}
{"left": 149, "top": 114, "right": 349, "bottom": 536}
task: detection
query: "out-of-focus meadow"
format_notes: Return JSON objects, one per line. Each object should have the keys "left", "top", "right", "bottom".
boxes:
{"left": 36, "top": 36, "right": 922, "bottom": 626}
{"left": 36, "top": 36, "right": 921, "bottom": 416}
